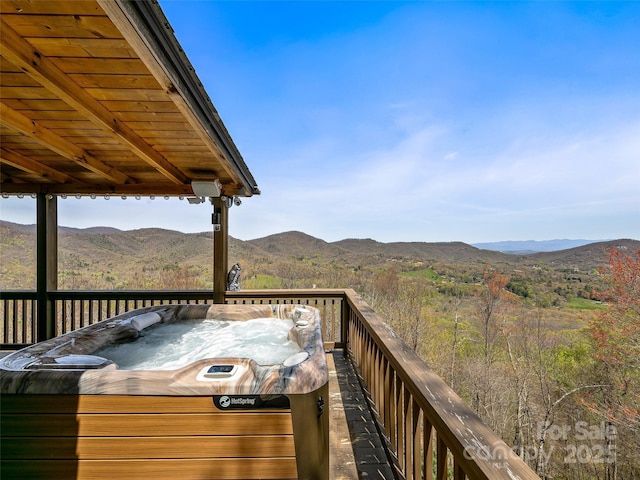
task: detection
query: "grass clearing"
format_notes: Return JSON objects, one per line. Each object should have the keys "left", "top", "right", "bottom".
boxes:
{"left": 566, "top": 297, "right": 608, "bottom": 311}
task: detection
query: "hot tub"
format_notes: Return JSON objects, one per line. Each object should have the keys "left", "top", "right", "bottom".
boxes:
{"left": 0, "top": 304, "right": 329, "bottom": 480}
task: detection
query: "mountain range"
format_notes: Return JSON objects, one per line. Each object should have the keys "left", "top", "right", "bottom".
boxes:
{"left": 246, "top": 230, "right": 636, "bottom": 272}
{"left": 1, "top": 221, "right": 638, "bottom": 289}
{"left": 471, "top": 239, "right": 607, "bottom": 254}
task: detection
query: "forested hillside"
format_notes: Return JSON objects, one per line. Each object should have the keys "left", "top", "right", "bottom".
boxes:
{"left": 3, "top": 221, "right": 634, "bottom": 293}
{"left": 2, "top": 220, "right": 638, "bottom": 478}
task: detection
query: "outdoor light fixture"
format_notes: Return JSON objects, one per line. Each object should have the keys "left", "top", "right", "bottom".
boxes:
{"left": 191, "top": 180, "right": 222, "bottom": 198}
{"left": 220, "top": 195, "right": 242, "bottom": 208}
{"left": 186, "top": 180, "right": 236, "bottom": 232}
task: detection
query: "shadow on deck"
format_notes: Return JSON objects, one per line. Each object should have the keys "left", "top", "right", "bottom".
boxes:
{"left": 329, "top": 350, "right": 395, "bottom": 480}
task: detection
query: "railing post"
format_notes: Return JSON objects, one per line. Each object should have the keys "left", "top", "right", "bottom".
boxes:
{"left": 36, "top": 193, "right": 56, "bottom": 341}
{"left": 212, "top": 197, "right": 228, "bottom": 304}
{"left": 341, "top": 292, "right": 349, "bottom": 352}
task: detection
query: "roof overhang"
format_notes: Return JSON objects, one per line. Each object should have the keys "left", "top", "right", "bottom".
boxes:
{"left": 0, "top": 0, "right": 260, "bottom": 198}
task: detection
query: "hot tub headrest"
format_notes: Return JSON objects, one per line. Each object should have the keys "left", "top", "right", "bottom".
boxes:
{"left": 128, "top": 312, "right": 162, "bottom": 331}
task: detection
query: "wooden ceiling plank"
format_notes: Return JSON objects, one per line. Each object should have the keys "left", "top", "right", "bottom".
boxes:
{"left": 28, "top": 37, "right": 136, "bottom": 58}
{"left": 35, "top": 120, "right": 101, "bottom": 129}
{"left": 98, "top": 100, "right": 180, "bottom": 113}
{"left": 0, "top": 55, "right": 22, "bottom": 71}
{"left": 0, "top": 86, "right": 60, "bottom": 100}
{"left": 140, "top": 131, "right": 199, "bottom": 140}
{"left": 23, "top": 110, "right": 86, "bottom": 121}
{"left": 69, "top": 73, "right": 159, "bottom": 89}
{"left": 51, "top": 57, "right": 150, "bottom": 75}
{"left": 0, "top": 72, "right": 41, "bottom": 86}
{"left": 1, "top": 146, "right": 76, "bottom": 183}
{"left": 2, "top": 14, "right": 121, "bottom": 39}
{"left": 115, "top": 111, "right": 185, "bottom": 122}
{"left": 1, "top": 98, "right": 76, "bottom": 111}
{"left": 150, "top": 137, "right": 205, "bottom": 150}
{"left": 85, "top": 88, "right": 167, "bottom": 102}
{"left": 0, "top": 19, "right": 189, "bottom": 185}
{"left": 0, "top": 103, "right": 131, "bottom": 184}
{"left": 0, "top": 1, "right": 105, "bottom": 16}
{"left": 124, "top": 121, "right": 192, "bottom": 131}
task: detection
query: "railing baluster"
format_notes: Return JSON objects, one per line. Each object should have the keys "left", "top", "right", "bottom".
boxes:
{"left": 19, "top": 299, "right": 24, "bottom": 342}
{"left": 437, "top": 434, "right": 448, "bottom": 480}
{"left": 413, "top": 398, "right": 421, "bottom": 480}
{"left": 7, "top": 299, "right": 14, "bottom": 343}
{"left": 397, "top": 376, "right": 405, "bottom": 472}
{"left": 31, "top": 299, "right": 36, "bottom": 343}
{"left": 60, "top": 300, "right": 67, "bottom": 336}
{"left": 373, "top": 346, "right": 380, "bottom": 417}
{"left": 424, "top": 415, "right": 434, "bottom": 480}
{"left": 389, "top": 367, "right": 398, "bottom": 453}
{"left": 383, "top": 357, "right": 391, "bottom": 434}
{"left": 454, "top": 456, "right": 466, "bottom": 480}
{"left": 404, "top": 386, "right": 412, "bottom": 475}
{"left": 71, "top": 298, "right": 77, "bottom": 332}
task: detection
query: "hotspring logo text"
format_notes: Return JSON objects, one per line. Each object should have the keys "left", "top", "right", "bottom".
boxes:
{"left": 218, "top": 396, "right": 256, "bottom": 408}
{"left": 463, "top": 421, "right": 617, "bottom": 467}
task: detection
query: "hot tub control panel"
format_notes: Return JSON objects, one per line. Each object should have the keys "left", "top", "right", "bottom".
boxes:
{"left": 196, "top": 364, "right": 240, "bottom": 381}
{"left": 206, "top": 365, "right": 235, "bottom": 376}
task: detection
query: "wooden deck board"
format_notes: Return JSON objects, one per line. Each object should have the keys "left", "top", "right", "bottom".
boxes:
{"left": 328, "top": 350, "right": 396, "bottom": 480}
{"left": 328, "top": 352, "right": 359, "bottom": 480}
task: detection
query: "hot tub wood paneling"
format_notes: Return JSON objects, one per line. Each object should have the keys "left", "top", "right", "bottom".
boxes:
{"left": 1, "top": 394, "right": 298, "bottom": 480}
{"left": 1, "top": 304, "right": 329, "bottom": 479}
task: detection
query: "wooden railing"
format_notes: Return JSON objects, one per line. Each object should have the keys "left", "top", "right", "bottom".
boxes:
{"left": 1, "top": 290, "right": 215, "bottom": 349}
{"left": 1, "top": 291, "right": 37, "bottom": 348}
{"left": 0, "top": 288, "right": 540, "bottom": 479}
{"left": 344, "top": 289, "right": 540, "bottom": 480}
{"left": 1, "top": 289, "right": 344, "bottom": 350}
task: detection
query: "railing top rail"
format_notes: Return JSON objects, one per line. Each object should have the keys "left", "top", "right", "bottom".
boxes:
{"left": 0, "top": 289, "right": 347, "bottom": 301}
{"left": 343, "top": 289, "right": 540, "bottom": 480}
{"left": 0, "top": 291, "right": 38, "bottom": 299}
{"left": 47, "top": 290, "right": 215, "bottom": 300}
{"left": 226, "top": 288, "right": 348, "bottom": 299}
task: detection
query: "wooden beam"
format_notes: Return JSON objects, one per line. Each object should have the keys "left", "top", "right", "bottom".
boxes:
{"left": 0, "top": 19, "right": 189, "bottom": 186}
{"left": 0, "top": 105, "right": 127, "bottom": 182}
{"left": 1, "top": 146, "right": 77, "bottom": 184}
{"left": 0, "top": 182, "right": 195, "bottom": 196}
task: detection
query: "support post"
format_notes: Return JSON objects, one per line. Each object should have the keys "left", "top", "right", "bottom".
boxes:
{"left": 212, "top": 197, "right": 229, "bottom": 304}
{"left": 36, "top": 193, "right": 57, "bottom": 341}
{"left": 341, "top": 293, "right": 350, "bottom": 352}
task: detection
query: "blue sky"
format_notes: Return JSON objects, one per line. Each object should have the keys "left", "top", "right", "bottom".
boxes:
{"left": 1, "top": 1, "right": 639, "bottom": 243}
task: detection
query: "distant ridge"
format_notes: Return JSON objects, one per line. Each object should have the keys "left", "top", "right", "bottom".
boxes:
{"left": 0, "top": 220, "right": 640, "bottom": 290}
{"left": 472, "top": 239, "right": 606, "bottom": 254}
{"left": 0, "top": 221, "right": 615, "bottom": 255}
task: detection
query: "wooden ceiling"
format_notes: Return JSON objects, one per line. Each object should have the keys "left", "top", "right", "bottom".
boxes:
{"left": 0, "top": 0, "right": 259, "bottom": 198}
